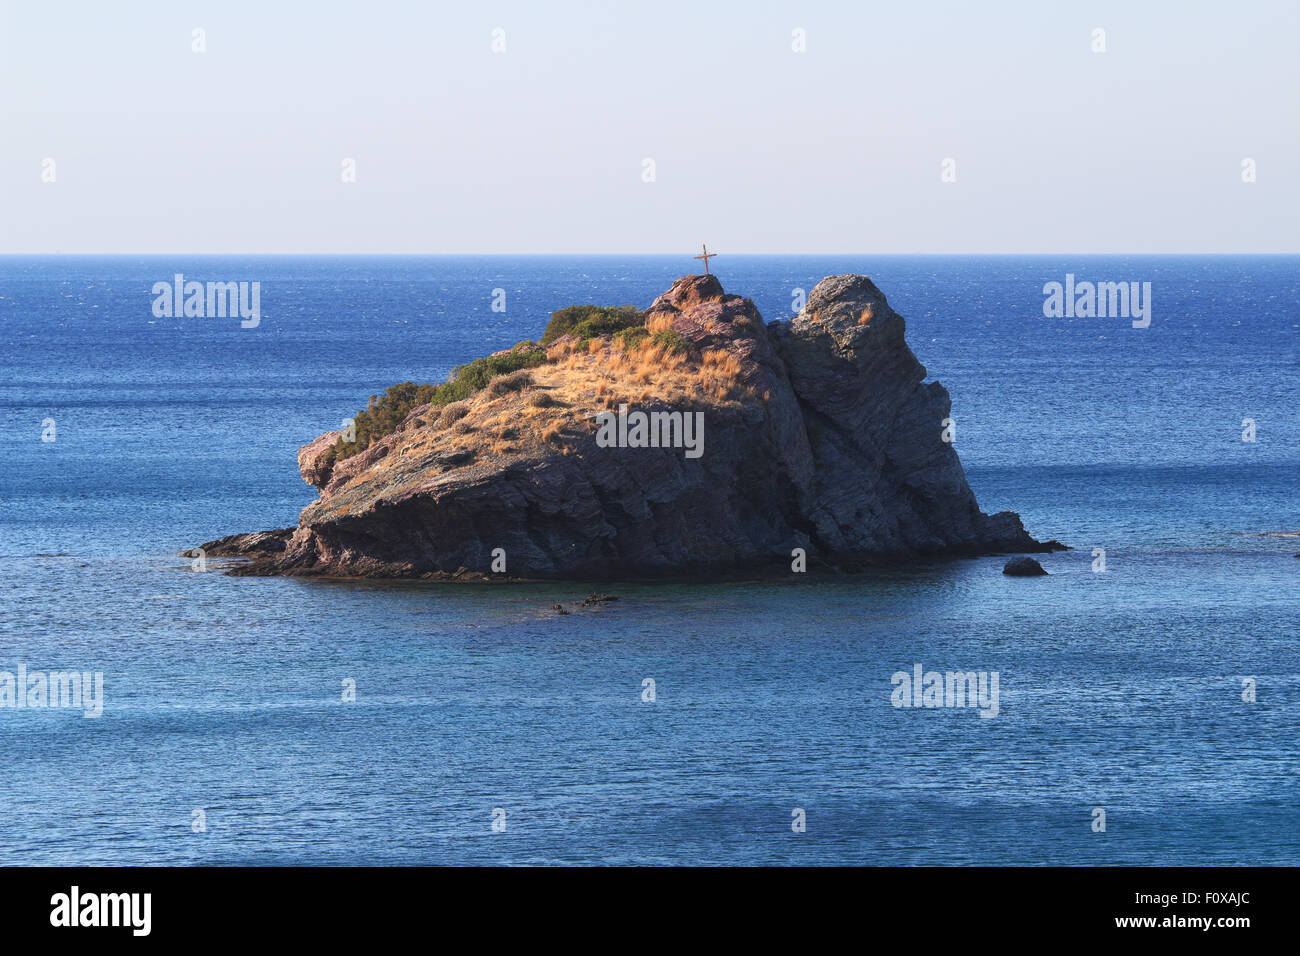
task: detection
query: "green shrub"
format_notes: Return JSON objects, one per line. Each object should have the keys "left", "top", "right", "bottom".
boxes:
{"left": 324, "top": 304, "right": 657, "bottom": 468}
{"left": 650, "top": 329, "right": 690, "bottom": 354}
{"left": 614, "top": 326, "right": 650, "bottom": 350}
{"left": 326, "top": 343, "right": 547, "bottom": 466}
{"left": 541, "top": 305, "right": 642, "bottom": 345}
{"left": 436, "top": 401, "right": 471, "bottom": 427}
{"left": 430, "top": 342, "right": 547, "bottom": 406}
{"left": 323, "top": 381, "right": 438, "bottom": 467}
{"left": 486, "top": 369, "right": 534, "bottom": 397}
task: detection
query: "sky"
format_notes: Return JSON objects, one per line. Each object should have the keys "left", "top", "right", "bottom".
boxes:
{"left": 2, "top": 0, "right": 1297, "bottom": 254}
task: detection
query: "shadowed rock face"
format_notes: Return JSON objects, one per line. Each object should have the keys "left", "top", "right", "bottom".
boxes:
{"left": 197, "top": 274, "right": 1062, "bottom": 579}
{"left": 769, "top": 274, "right": 1029, "bottom": 556}
{"left": 1004, "top": 556, "right": 1049, "bottom": 576}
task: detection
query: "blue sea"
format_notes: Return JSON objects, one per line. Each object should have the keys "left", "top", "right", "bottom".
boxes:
{"left": 1, "top": 255, "right": 1296, "bottom": 865}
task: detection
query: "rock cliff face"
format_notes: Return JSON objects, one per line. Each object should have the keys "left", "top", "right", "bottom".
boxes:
{"left": 196, "top": 274, "right": 1061, "bottom": 579}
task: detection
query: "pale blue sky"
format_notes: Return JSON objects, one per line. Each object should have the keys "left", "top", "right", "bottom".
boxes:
{"left": 2, "top": 0, "right": 1297, "bottom": 253}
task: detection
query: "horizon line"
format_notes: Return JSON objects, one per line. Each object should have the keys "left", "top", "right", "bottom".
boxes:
{"left": 3, "top": 251, "right": 1298, "bottom": 258}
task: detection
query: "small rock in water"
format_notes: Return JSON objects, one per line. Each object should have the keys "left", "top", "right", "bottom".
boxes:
{"left": 1003, "top": 557, "right": 1048, "bottom": 577}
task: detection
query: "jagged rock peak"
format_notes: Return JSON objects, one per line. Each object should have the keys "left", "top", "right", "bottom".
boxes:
{"left": 649, "top": 273, "right": 727, "bottom": 313}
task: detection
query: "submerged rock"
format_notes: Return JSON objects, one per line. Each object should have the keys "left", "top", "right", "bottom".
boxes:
{"left": 1003, "top": 557, "right": 1048, "bottom": 577}
{"left": 198, "top": 274, "right": 1063, "bottom": 580}
{"left": 183, "top": 528, "right": 294, "bottom": 558}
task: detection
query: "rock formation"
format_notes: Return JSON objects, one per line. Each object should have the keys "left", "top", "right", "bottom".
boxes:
{"left": 1003, "top": 556, "right": 1049, "bottom": 577}
{"left": 194, "top": 273, "right": 1062, "bottom": 579}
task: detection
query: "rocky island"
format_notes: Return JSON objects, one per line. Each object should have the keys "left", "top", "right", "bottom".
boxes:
{"left": 191, "top": 273, "right": 1062, "bottom": 579}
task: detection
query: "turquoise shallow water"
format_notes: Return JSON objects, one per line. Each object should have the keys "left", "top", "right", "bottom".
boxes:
{"left": 1, "top": 255, "right": 1297, "bottom": 864}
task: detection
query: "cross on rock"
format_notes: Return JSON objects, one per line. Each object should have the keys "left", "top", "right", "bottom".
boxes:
{"left": 694, "top": 243, "right": 717, "bottom": 275}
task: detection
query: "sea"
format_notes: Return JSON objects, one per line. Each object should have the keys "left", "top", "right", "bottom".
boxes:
{"left": 1, "top": 254, "right": 1296, "bottom": 865}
